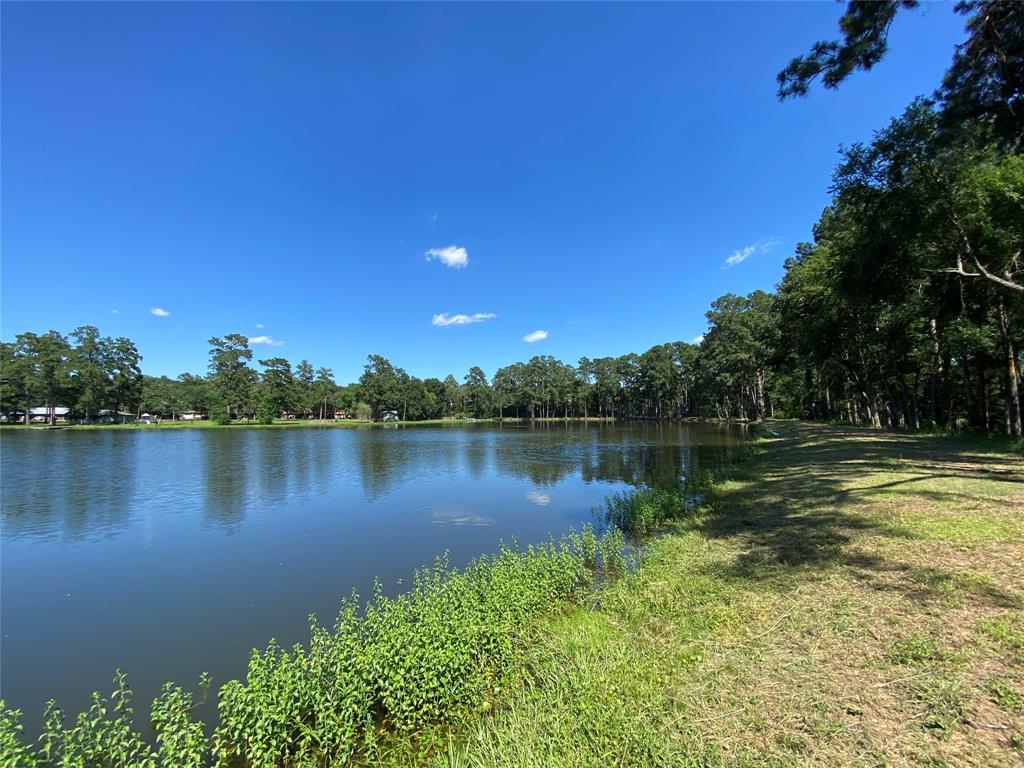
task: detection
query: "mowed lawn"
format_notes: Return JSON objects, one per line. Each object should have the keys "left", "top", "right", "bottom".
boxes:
{"left": 438, "top": 423, "right": 1024, "bottom": 768}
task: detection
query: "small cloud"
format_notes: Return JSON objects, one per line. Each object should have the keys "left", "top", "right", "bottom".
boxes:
{"left": 690, "top": 334, "right": 705, "bottom": 344}
{"left": 425, "top": 245, "right": 469, "bottom": 269}
{"left": 431, "top": 213, "right": 439, "bottom": 222}
{"left": 526, "top": 490, "right": 551, "bottom": 506}
{"left": 111, "top": 309, "right": 119, "bottom": 315}
{"left": 248, "top": 335, "right": 284, "bottom": 347}
{"left": 723, "top": 237, "right": 780, "bottom": 269}
{"left": 150, "top": 307, "right": 171, "bottom": 317}
{"left": 724, "top": 245, "right": 756, "bottom": 268}
{"left": 254, "top": 323, "right": 264, "bottom": 329}
{"left": 432, "top": 312, "right": 496, "bottom": 327}
{"left": 523, "top": 329, "right": 548, "bottom": 343}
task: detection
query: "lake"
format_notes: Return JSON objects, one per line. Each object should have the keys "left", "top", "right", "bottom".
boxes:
{"left": 0, "top": 421, "right": 747, "bottom": 734}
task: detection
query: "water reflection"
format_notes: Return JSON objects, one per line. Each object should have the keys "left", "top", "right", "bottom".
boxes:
{"left": 1, "top": 423, "right": 746, "bottom": 541}
{"left": 429, "top": 504, "right": 496, "bottom": 528}
{"left": 1, "top": 432, "right": 139, "bottom": 542}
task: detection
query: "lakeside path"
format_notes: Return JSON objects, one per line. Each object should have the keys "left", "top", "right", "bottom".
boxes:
{"left": 442, "top": 423, "right": 1024, "bottom": 768}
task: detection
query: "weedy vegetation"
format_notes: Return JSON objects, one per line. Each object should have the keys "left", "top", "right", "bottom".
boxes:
{"left": 0, "top": 526, "right": 631, "bottom": 767}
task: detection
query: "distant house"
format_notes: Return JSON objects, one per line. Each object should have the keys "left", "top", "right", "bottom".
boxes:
{"left": 333, "top": 409, "right": 351, "bottom": 420}
{"left": 279, "top": 411, "right": 297, "bottom": 420}
{"left": 380, "top": 410, "right": 399, "bottom": 422}
{"left": 96, "top": 409, "right": 136, "bottom": 424}
{"left": 29, "top": 406, "right": 71, "bottom": 424}
{"left": 179, "top": 410, "right": 205, "bottom": 421}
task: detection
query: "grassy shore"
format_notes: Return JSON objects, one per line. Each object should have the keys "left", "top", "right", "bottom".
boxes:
{"left": 438, "top": 423, "right": 1024, "bottom": 767}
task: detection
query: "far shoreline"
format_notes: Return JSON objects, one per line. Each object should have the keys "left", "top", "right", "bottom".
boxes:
{"left": 0, "top": 416, "right": 628, "bottom": 431}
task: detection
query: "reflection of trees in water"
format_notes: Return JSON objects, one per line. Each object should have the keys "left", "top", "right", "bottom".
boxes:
{"left": 581, "top": 443, "right": 684, "bottom": 488}
{"left": 485, "top": 422, "right": 751, "bottom": 489}
{"left": 205, "top": 429, "right": 362, "bottom": 527}
{"left": 310, "top": 433, "right": 334, "bottom": 498}
{"left": 464, "top": 436, "right": 489, "bottom": 481}
{"left": 581, "top": 422, "right": 749, "bottom": 489}
{"left": 356, "top": 431, "right": 462, "bottom": 500}
{"left": 491, "top": 434, "right": 580, "bottom": 486}
{"left": 255, "top": 432, "right": 290, "bottom": 510}
{"left": 3, "top": 423, "right": 751, "bottom": 539}
{"left": 2, "top": 432, "right": 138, "bottom": 541}
{"left": 202, "top": 431, "right": 251, "bottom": 532}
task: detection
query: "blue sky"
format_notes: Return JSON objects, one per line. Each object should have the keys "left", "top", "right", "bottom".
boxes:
{"left": 2, "top": 2, "right": 968, "bottom": 383}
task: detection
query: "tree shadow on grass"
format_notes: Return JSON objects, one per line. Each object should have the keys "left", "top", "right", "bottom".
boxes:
{"left": 694, "top": 424, "right": 1024, "bottom": 606}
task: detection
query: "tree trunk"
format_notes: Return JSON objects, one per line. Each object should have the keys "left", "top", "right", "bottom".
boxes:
{"left": 929, "top": 319, "right": 941, "bottom": 426}
{"left": 998, "top": 297, "right": 1022, "bottom": 437}
{"left": 960, "top": 355, "right": 975, "bottom": 429}
{"left": 979, "top": 361, "right": 990, "bottom": 430}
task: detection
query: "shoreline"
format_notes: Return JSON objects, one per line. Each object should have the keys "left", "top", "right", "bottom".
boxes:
{"left": 3, "top": 423, "right": 1020, "bottom": 766}
{"left": 0, "top": 416, "right": 623, "bottom": 431}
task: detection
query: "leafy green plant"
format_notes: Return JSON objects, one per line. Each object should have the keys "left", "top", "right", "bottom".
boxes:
{"left": 151, "top": 676, "right": 209, "bottom": 768}
{"left": 597, "top": 527, "right": 627, "bottom": 577}
{"left": 36, "top": 670, "right": 154, "bottom": 768}
{"left": 0, "top": 704, "right": 37, "bottom": 768}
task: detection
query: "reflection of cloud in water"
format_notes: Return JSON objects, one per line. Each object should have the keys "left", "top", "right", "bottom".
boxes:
{"left": 428, "top": 504, "right": 495, "bottom": 527}
{"left": 526, "top": 490, "right": 551, "bottom": 506}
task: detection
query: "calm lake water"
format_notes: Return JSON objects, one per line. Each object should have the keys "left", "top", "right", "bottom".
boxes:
{"left": 1, "top": 421, "right": 747, "bottom": 734}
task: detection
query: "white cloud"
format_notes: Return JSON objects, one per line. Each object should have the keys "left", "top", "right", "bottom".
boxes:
{"left": 254, "top": 323, "right": 264, "bottom": 329}
{"left": 432, "top": 312, "right": 496, "bottom": 327}
{"left": 526, "top": 490, "right": 551, "bottom": 506}
{"left": 724, "top": 245, "right": 757, "bottom": 268}
{"left": 248, "top": 335, "right": 284, "bottom": 347}
{"left": 425, "top": 245, "right": 469, "bottom": 269}
{"left": 723, "top": 237, "right": 780, "bottom": 268}
{"left": 690, "top": 334, "right": 705, "bottom": 345}
{"left": 111, "top": 309, "right": 119, "bottom": 315}
{"left": 523, "top": 329, "right": 548, "bottom": 343}
{"left": 431, "top": 213, "right": 439, "bottom": 222}
{"left": 150, "top": 307, "right": 171, "bottom": 317}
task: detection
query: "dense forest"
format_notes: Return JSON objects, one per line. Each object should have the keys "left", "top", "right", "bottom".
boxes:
{"left": 2, "top": 1, "right": 1021, "bottom": 435}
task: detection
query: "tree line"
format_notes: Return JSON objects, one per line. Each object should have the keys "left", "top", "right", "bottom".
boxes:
{"left": 2, "top": 1, "right": 1021, "bottom": 433}
{"left": 0, "top": 329, "right": 705, "bottom": 425}
{"left": 767, "top": 0, "right": 1024, "bottom": 436}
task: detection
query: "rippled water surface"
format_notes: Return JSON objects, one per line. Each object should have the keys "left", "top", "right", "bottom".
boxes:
{"left": 1, "top": 421, "right": 747, "bottom": 732}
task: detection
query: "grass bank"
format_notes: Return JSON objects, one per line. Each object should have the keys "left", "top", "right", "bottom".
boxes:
{"left": 438, "top": 423, "right": 1024, "bottom": 768}
{"left": 3, "top": 423, "right": 1021, "bottom": 767}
